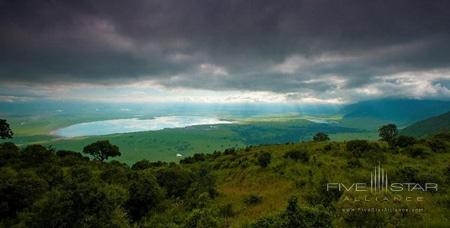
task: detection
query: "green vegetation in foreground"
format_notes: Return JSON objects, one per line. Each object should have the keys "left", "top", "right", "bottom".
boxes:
{"left": 1, "top": 128, "right": 449, "bottom": 227}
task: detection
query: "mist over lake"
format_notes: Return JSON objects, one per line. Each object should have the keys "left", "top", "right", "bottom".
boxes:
{"left": 54, "top": 116, "right": 233, "bottom": 137}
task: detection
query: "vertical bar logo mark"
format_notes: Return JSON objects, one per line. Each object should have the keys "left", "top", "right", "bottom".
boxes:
{"left": 371, "top": 163, "right": 388, "bottom": 192}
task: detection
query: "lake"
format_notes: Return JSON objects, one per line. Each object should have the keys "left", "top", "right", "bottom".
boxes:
{"left": 54, "top": 116, "right": 233, "bottom": 137}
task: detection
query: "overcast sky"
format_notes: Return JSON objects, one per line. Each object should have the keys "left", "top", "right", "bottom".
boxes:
{"left": 1, "top": 0, "right": 450, "bottom": 104}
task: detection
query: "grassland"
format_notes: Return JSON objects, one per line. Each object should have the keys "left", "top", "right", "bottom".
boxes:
{"left": 194, "top": 139, "right": 450, "bottom": 227}
{"left": 3, "top": 113, "right": 383, "bottom": 164}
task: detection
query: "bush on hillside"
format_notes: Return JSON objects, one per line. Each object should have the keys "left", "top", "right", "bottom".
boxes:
{"left": 156, "top": 166, "right": 193, "bottom": 198}
{"left": 346, "top": 158, "right": 362, "bottom": 168}
{"left": 22, "top": 144, "right": 55, "bottom": 165}
{"left": 346, "top": 140, "right": 370, "bottom": 157}
{"left": 184, "top": 209, "right": 219, "bottom": 228}
{"left": 395, "top": 135, "right": 416, "bottom": 148}
{"left": 131, "top": 160, "right": 167, "bottom": 170}
{"left": 180, "top": 153, "right": 208, "bottom": 164}
{"left": 244, "top": 194, "right": 263, "bottom": 205}
{"left": 324, "top": 142, "right": 341, "bottom": 152}
{"left": 257, "top": 152, "right": 272, "bottom": 168}
{"left": 223, "top": 148, "right": 236, "bottom": 156}
{"left": 396, "top": 167, "right": 419, "bottom": 183}
{"left": 445, "top": 165, "right": 450, "bottom": 183}
{"left": 283, "top": 149, "right": 310, "bottom": 162}
{"left": 126, "top": 171, "right": 164, "bottom": 221}
{"left": 426, "top": 138, "right": 448, "bottom": 153}
{"left": 404, "top": 145, "right": 431, "bottom": 158}
{"left": 252, "top": 196, "right": 332, "bottom": 228}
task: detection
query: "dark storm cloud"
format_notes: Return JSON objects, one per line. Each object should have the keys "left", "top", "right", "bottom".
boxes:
{"left": 1, "top": 0, "right": 450, "bottom": 96}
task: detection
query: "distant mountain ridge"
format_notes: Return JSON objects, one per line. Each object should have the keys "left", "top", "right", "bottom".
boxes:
{"left": 341, "top": 99, "right": 450, "bottom": 124}
{"left": 400, "top": 111, "right": 450, "bottom": 138}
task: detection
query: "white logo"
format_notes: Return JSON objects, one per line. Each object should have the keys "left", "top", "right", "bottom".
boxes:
{"left": 327, "top": 163, "right": 438, "bottom": 192}
{"left": 371, "top": 163, "right": 388, "bottom": 192}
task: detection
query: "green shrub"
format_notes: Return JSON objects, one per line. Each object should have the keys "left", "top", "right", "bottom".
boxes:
{"left": 395, "top": 135, "right": 416, "bottom": 148}
{"left": 445, "top": 165, "right": 450, "bottom": 183}
{"left": 252, "top": 196, "right": 332, "bottom": 228}
{"left": 404, "top": 145, "right": 431, "bottom": 158}
{"left": 218, "top": 203, "right": 234, "bottom": 218}
{"left": 0, "top": 170, "right": 48, "bottom": 219}
{"left": 244, "top": 194, "right": 263, "bottom": 205}
{"left": 126, "top": 171, "right": 164, "bottom": 221}
{"left": 132, "top": 160, "right": 167, "bottom": 170}
{"left": 396, "top": 167, "right": 419, "bottom": 182}
{"left": 257, "top": 152, "right": 272, "bottom": 168}
{"left": 346, "top": 158, "right": 362, "bottom": 168}
{"left": 223, "top": 148, "right": 236, "bottom": 156}
{"left": 346, "top": 140, "right": 370, "bottom": 157}
{"left": 28, "top": 180, "right": 126, "bottom": 227}
{"left": 304, "top": 178, "right": 342, "bottom": 208}
{"left": 180, "top": 153, "right": 207, "bottom": 164}
{"left": 283, "top": 149, "right": 309, "bottom": 162}
{"left": 186, "top": 168, "right": 218, "bottom": 203}
{"left": 426, "top": 138, "right": 447, "bottom": 153}
{"left": 22, "top": 144, "right": 55, "bottom": 165}
{"left": 156, "top": 166, "right": 193, "bottom": 198}
{"left": 252, "top": 216, "right": 282, "bottom": 227}
{"left": 184, "top": 209, "right": 219, "bottom": 228}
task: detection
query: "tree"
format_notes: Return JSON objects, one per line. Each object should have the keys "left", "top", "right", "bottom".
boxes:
{"left": 281, "top": 196, "right": 332, "bottom": 228}
{"left": 313, "top": 132, "right": 330, "bottom": 142}
{"left": 0, "top": 142, "right": 20, "bottom": 165}
{"left": 126, "top": 171, "right": 164, "bottom": 221}
{"left": 83, "top": 140, "right": 121, "bottom": 161}
{"left": 22, "top": 144, "right": 55, "bottom": 165}
{"left": 0, "top": 119, "right": 13, "bottom": 139}
{"left": 378, "top": 124, "right": 398, "bottom": 146}
{"left": 257, "top": 152, "right": 272, "bottom": 168}
{"left": 0, "top": 169, "right": 48, "bottom": 218}
{"left": 156, "top": 166, "right": 193, "bottom": 198}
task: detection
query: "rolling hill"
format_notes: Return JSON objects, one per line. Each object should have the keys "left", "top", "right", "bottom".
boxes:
{"left": 341, "top": 99, "right": 450, "bottom": 125}
{"left": 401, "top": 111, "right": 450, "bottom": 138}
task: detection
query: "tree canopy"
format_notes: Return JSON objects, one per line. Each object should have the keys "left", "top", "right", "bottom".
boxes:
{"left": 378, "top": 124, "right": 398, "bottom": 145}
{"left": 0, "top": 119, "right": 13, "bottom": 139}
{"left": 83, "top": 140, "right": 121, "bottom": 161}
{"left": 313, "top": 132, "right": 330, "bottom": 142}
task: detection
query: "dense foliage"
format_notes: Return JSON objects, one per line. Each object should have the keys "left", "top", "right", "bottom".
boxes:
{"left": 0, "top": 130, "right": 449, "bottom": 227}
{"left": 83, "top": 140, "right": 121, "bottom": 161}
{"left": 313, "top": 132, "right": 330, "bottom": 142}
{"left": 0, "top": 119, "right": 13, "bottom": 139}
{"left": 378, "top": 124, "right": 398, "bottom": 146}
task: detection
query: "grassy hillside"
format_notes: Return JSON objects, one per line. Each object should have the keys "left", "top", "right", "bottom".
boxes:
{"left": 341, "top": 99, "right": 450, "bottom": 125}
{"left": 401, "top": 111, "right": 450, "bottom": 138}
{"left": 1, "top": 133, "right": 449, "bottom": 227}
